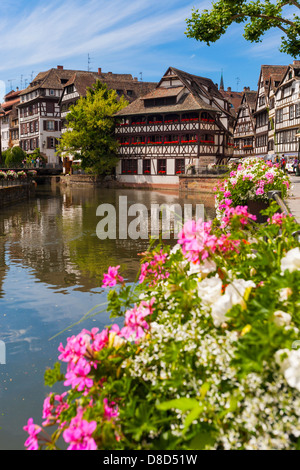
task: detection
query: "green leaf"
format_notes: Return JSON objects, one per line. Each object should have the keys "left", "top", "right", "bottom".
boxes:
{"left": 189, "top": 431, "right": 215, "bottom": 450}
{"left": 156, "top": 397, "right": 199, "bottom": 412}
{"left": 44, "top": 362, "right": 64, "bottom": 387}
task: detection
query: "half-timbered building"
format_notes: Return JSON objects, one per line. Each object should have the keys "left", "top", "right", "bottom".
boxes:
{"left": 233, "top": 89, "right": 257, "bottom": 158}
{"left": 59, "top": 68, "right": 156, "bottom": 132}
{"left": 0, "top": 89, "right": 22, "bottom": 152}
{"left": 114, "top": 67, "right": 235, "bottom": 187}
{"left": 254, "top": 65, "right": 288, "bottom": 158}
{"left": 18, "top": 66, "right": 76, "bottom": 164}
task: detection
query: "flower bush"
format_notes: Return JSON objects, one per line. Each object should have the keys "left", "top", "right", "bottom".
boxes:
{"left": 214, "top": 157, "right": 290, "bottom": 219}
{"left": 27, "top": 170, "right": 37, "bottom": 178}
{"left": 0, "top": 171, "right": 7, "bottom": 180}
{"left": 6, "top": 170, "right": 17, "bottom": 180}
{"left": 24, "top": 201, "right": 300, "bottom": 450}
{"left": 17, "top": 171, "right": 27, "bottom": 180}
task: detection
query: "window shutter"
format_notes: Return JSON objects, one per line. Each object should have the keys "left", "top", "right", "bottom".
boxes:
{"left": 44, "top": 121, "right": 47, "bottom": 131}
{"left": 55, "top": 121, "right": 58, "bottom": 131}
{"left": 47, "top": 137, "right": 51, "bottom": 149}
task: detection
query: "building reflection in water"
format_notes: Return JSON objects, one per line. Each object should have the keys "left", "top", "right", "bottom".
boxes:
{"left": 0, "top": 185, "right": 215, "bottom": 295}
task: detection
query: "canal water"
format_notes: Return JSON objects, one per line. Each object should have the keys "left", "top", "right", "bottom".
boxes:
{"left": 0, "top": 184, "right": 215, "bottom": 450}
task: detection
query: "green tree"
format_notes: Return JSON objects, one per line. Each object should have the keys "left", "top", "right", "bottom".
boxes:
{"left": 3, "top": 146, "right": 27, "bottom": 166}
{"left": 186, "top": 1, "right": 300, "bottom": 58}
{"left": 57, "top": 81, "right": 128, "bottom": 175}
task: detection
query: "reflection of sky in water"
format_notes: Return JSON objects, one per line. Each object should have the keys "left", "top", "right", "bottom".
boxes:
{"left": 0, "top": 185, "right": 214, "bottom": 449}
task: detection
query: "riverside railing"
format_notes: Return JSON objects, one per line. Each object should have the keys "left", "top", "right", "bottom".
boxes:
{"left": 268, "top": 190, "right": 300, "bottom": 241}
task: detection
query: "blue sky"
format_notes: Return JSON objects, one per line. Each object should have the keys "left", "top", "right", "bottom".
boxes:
{"left": 0, "top": 0, "right": 296, "bottom": 100}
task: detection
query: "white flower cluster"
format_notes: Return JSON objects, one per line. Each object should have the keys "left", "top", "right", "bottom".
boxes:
{"left": 197, "top": 275, "right": 255, "bottom": 327}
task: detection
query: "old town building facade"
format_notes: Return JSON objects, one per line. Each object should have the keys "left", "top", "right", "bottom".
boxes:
{"left": 233, "top": 88, "right": 257, "bottom": 158}
{"left": 115, "top": 67, "right": 235, "bottom": 187}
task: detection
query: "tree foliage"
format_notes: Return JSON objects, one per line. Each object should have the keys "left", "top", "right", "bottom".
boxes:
{"left": 57, "top": 81, "right": 128, "bottom": 175}
{"left": 2, "top": 146, "right": 27, "bottom": 166}
{"left": 185, "top": 1, "right": 300, "bottom": 57}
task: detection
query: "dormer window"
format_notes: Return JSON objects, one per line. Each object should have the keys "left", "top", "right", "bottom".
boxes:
{"left": 66, "top": 85, "right": 74, "bottom": 95}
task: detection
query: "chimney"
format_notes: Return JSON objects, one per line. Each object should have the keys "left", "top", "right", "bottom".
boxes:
{"left": 98, "top": 68, "right": 102, "bottom": 75}
{"left": 227, "top": 86, "right": 231, "bottom": 92}
{"left": 57, "top": 65, "right": 64, "bottom": 70}
{"left": 293, "top": 60, "right": 300, "bottom": 66}
{"left": 134, "top": 77, "right": 138, "bottom": 82}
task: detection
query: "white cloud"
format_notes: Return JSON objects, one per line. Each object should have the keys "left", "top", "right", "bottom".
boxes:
{"left": 0, "top": 0, "right": 200, "bottom": 73}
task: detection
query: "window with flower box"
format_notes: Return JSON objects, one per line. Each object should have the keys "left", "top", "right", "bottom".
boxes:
{"left": 131, "top": 116, "right": 146, "bottom": 126}
{"left": 175, "top": 159, "right": 185, "bottom": 174}
{"left": 147, "top": 115, "right": 163, "bottom": 125}
{"left": 242, "top": 138, "right": 253, "bottom": 149}
{"left": 199, "top": 134, "right": 214, "bottom": 144}
{"left": 131, "top": 136, "right": 146, "bottom": 145}
{"left": 116, "top": 118, "right": 129, "bottom": 127}
{"left": 118, "top": 136, "right": 130, "bottom": 146}
{"left": 164, "top": 134, "right": 179, "bottom": 144}
{"left": 181, "top": 113, "right": 199, "bottom": 122}
{"left": 181, "top": 134, "right": 197, "bottom": 143}
{"left": 121, "top": 159, "right": 138, "bottom": 175}
{"left": 200, "top": 112, "right": 215, "bottom": 123}
{"left": 164, "top": 114, "right": 179, "bottom": 124}
{"left": 157, "top": 159, "right": 167, "bottom": 175}
{"left": 148, "top": 135, "right": 163, "bottom": 144}
{"left": 143, "top": 159, "right": 151, "bottom": 175}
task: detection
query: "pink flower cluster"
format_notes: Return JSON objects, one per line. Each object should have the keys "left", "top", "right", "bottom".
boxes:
{"left": 102, "top": 265, "right": 124, "bottom": 288}
{"left": 139, "top": 250, "right": 169, "bottom": 285}
{"left": 178, "top": 219, "right": 240, "bottom": 264}
{"left": 267, "top": 212, "right": 291, "bottom": 226}
{"left": 42, "top": 392, "right": 69, "bottom": 426}
{"left": 220, "top": 205, "right": 257, "bottom": 229}
{"left": 63, "top": 407, "right": 97, "bottom": 450}
{"left": 58, "top": 327, "right": 115, "bottom": 393}
{"left": 121, "top": 298, "right": 155, "bottom": 343}
{"left": 103, "top": 398, "right": 119, "bottom": 421}
{"left": 23, "top": 418, "right": 42, "bottom": 450}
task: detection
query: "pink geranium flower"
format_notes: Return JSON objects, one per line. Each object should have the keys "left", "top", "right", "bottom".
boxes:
{"left": 103, "top": 399, "right": 119, "bottom": 422}
{"left": 23, "top": 418, "right": 42, "bottom": 450}
{"left": 64, "top": 357, "right": 94, "bottom": 392}
{"left": 121, "top": 298, "right": 155, "bottom": 342}
{"left": 102, "top": 265, "right": 124, "bottom": 288}
{"left": 63, "top": 408, "right": 97, "bottom": 450}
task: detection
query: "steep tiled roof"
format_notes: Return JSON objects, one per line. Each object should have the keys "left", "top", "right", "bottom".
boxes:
{"left": 219, "top": 89, "right": 243, "bottom": 116}
{"left": 61, "top": 70, "right": 156, "bottom": 103}
{"left": 116, "top": 66, "right": 227, "bottom": 117}
{"left": 142, "top": 86, "right": 184, "bottom": 100}
{"left": 244, "top": 90, "right": 257, "bottom": 111}
{"left": 20, "top": 68, "right": 76, "bottom": 95}
{"left": 260, "top": 65, "right": 288, "bottom": 96}
{"left": 115, "top": 90, "right": 217, "bottom": 117}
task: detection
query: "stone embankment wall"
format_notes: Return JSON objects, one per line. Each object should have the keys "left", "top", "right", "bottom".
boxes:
{"left": 179, "top": 174, "right": 223, "bottom": 193}
{"left": 0, "top": 183, "right": 35, "bottom": 207}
